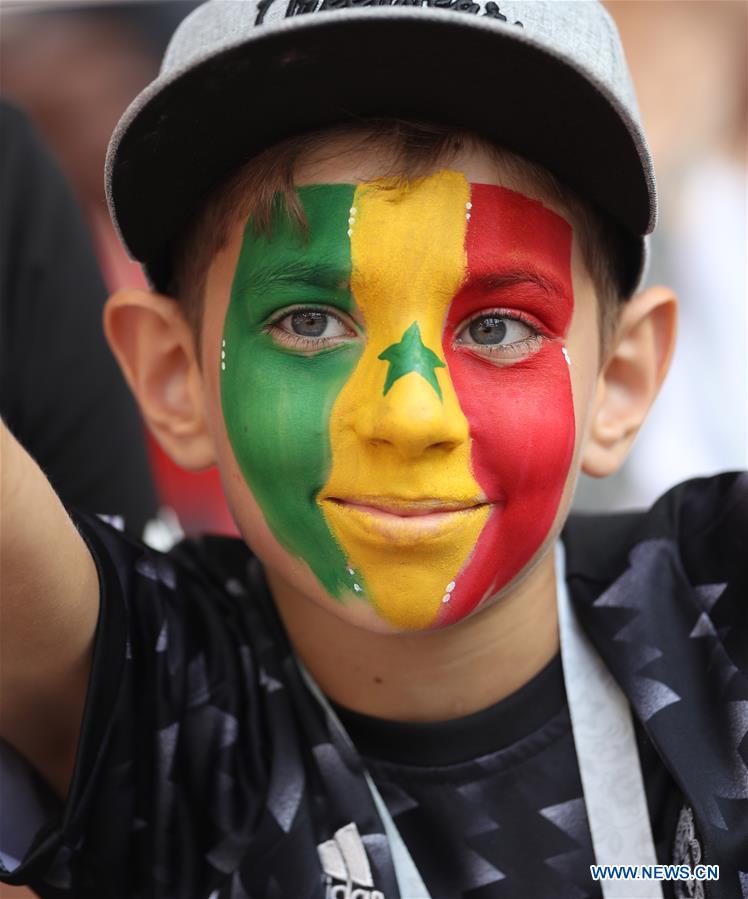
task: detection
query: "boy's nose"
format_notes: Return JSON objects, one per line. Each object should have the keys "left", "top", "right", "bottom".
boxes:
{"left": 352, "top": 371, "right": 469, "bottom": 460}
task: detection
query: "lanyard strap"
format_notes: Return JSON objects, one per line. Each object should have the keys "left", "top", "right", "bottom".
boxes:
{"left": 556, "top": 542, "right": 662, "bottom": 898}
{"left": 297, "top": 662, "right": 432, "bottom": 898}
{"left": 299, "top": 542, "right": 662, "bottom": 899}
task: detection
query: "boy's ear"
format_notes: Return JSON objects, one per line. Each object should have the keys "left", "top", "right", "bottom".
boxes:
{"left": 104, "top": 289, "right": 216, "bottom": 470}
{"left": 582, "top": 285, "right": 678, "bottom": 478}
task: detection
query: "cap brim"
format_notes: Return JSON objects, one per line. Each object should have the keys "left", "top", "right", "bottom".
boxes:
{"left": 108, "top": 11, "right": 651, "bottom": 294}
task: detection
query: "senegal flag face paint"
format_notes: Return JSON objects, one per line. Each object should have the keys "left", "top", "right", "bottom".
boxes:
{"left": 221, "top": 172, "right": 575, "bottom": 630}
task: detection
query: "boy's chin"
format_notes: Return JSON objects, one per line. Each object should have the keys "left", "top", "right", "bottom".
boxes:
{"left": 302, "top": 531, "right": 563, "bottom": 636}
{"left": 313, "top": 591, "right": 418, "bottom": 635}
{"left": 292, "top": 578, "right": 490, "bottom": 635}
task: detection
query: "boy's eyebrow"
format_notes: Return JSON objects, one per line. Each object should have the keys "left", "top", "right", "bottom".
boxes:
{"left": 240, "top": 262, "right": 568, "bottom": 302}
{"left": 242, "top": 260, "right": 351, "bottom": 293}
{"left": 470, "top": 268, "right": 569, "bottom": 299}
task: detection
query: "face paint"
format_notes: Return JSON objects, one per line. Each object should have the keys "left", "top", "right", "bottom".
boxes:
{"left": 321, "top": 172, "right": 490, "bottom": 629}
{"left": 221, "top": 185, "right": 366, "bottom": 597}
{"left": 438, "top": 183, "right": 575, "bottom": 625}
{"left": 222, "top": 173, "right": 574, "bottom": 631}
{"left": 378, "top": 321, "right": 446, "bottom": 399}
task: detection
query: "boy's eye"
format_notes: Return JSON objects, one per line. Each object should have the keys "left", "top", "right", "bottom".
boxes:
{"left": 455, "top": 311, "right": 545, "bottom": 361}
{"left": 265, "top": 306, "right": 358, "bottom": 352}
{"left": 465, "top": 315, "right": 531, "bottom": 346}
{"left": 285, "top": 310, "right": 347, "bottom": 339}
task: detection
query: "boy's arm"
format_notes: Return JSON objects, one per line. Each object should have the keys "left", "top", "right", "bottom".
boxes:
{"left": 0, "top": 421, "right": 99, "bottom": 799}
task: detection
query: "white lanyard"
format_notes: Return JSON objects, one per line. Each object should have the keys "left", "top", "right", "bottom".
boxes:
{"left": 556, "top": 541, "right": 662, "bottom": 899}
{"left": 298, "top": 541, "right": 662, "bottom": 899}
{"left": 297, "top": 663, "right": 432, "bottom": 897}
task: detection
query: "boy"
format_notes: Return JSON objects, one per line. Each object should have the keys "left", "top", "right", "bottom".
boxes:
{"left": 1, "top": 2, "right": 746, "bottom": 898}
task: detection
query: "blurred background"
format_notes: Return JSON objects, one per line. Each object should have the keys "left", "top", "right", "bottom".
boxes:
{"left": 0, "top": 0, "right": 745, "bottom": 895}
{"left": 576, "top": 0, "right": 748, "bottom": 510}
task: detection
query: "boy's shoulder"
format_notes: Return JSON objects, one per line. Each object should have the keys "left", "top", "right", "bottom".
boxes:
{"left": 564, "top": 470, "right": 747, "bottom": 588}
{"left": 564, "top": 470, "right": 747, "bottom": 727}
{"left": 565, "top": 472, "right": 748, "bottom": 872}
{"left": 75, "top": 508, "right": 289, "bottom": 690}
{"left": 83, "top": 510, "right": 259, "bottom": 606}
{"left": 564, "top": 471, "right": 747, "bottom": 668}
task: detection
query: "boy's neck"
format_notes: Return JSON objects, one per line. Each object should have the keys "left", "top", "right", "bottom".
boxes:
{"left": 268, "top": 549, "right": 560, "bottom": 723}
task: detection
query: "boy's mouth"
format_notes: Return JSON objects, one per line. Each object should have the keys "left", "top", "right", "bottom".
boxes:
{"left": 321, "top": 496, "right": 491, "bottom": 545}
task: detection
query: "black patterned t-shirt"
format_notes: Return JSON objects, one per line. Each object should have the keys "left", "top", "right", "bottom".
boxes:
{"left": 0, "top": 473, "right": 746, "bottom": 899}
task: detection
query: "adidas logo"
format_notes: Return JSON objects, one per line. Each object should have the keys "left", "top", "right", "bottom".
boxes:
{"left": 317, "top": 822, "right": 386, "bottom": 899}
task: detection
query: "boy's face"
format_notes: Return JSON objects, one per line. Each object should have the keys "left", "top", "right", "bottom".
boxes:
{"left": 200, "top": 140, "right": 602, "bottom": 633}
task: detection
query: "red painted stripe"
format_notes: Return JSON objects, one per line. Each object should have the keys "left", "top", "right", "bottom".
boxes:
{"left": 439, "top": 184, "right": 576, "bottom": 624}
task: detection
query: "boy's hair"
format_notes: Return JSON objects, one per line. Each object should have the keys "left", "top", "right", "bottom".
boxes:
{"left": 169, "top": 119, "right": 629, "bottom": 358}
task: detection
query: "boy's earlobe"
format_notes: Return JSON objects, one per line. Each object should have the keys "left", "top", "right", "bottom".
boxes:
{"left": 104, "top": 289, "right": 217, "bottom": 471}
{"left": 582, "top": 286, "right": 678, "bottom": 478}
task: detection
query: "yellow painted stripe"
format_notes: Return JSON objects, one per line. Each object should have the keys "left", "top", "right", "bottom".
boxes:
{"left": 319, "top": 171, "right": 489, "bottom": 629}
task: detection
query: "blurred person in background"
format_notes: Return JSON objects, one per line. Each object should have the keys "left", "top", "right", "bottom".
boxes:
{"left": 0, "top": 87, "right": 164, "bottom": 899}
{"left": 0, "top": 99, "right": 158, "bottom": 535}
{"left": 575, "top": 0, "right": 748, "bottom": 511}
{"left": 0, "top": 0, "right": 236, "bottom": 536}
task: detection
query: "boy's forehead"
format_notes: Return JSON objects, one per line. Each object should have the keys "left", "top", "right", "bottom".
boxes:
{"left": 297, "top": 136, "right": 545, "bottom": 197}
{"left": 220, "top": 172, "right": 578, "bottom": 325}
{"left": 208, "top": 163, "right": 584, "bottom": 304}
{"left": 291, "top": 138, "right": 572, "bottom": 227}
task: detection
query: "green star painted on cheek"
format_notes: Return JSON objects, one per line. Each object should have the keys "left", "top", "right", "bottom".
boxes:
{"left": 378, "top": 321, "right": 446, "bottom": 400}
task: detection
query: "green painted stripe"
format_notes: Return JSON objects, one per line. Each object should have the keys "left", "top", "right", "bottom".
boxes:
{"left": 221, "top": 184, "right": 364, "bottom": 597}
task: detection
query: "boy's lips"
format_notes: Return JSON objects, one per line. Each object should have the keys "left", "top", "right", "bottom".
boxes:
{"left": 321, "top": 496, "right": 492, "bottom": 545}
{"left": 331, "top": 497, "right": 486, "bottom": 515}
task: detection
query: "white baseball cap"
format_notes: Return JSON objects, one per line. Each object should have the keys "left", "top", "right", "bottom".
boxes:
{"left": 106, "top": 0, "right": 656, "bottom": 295}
